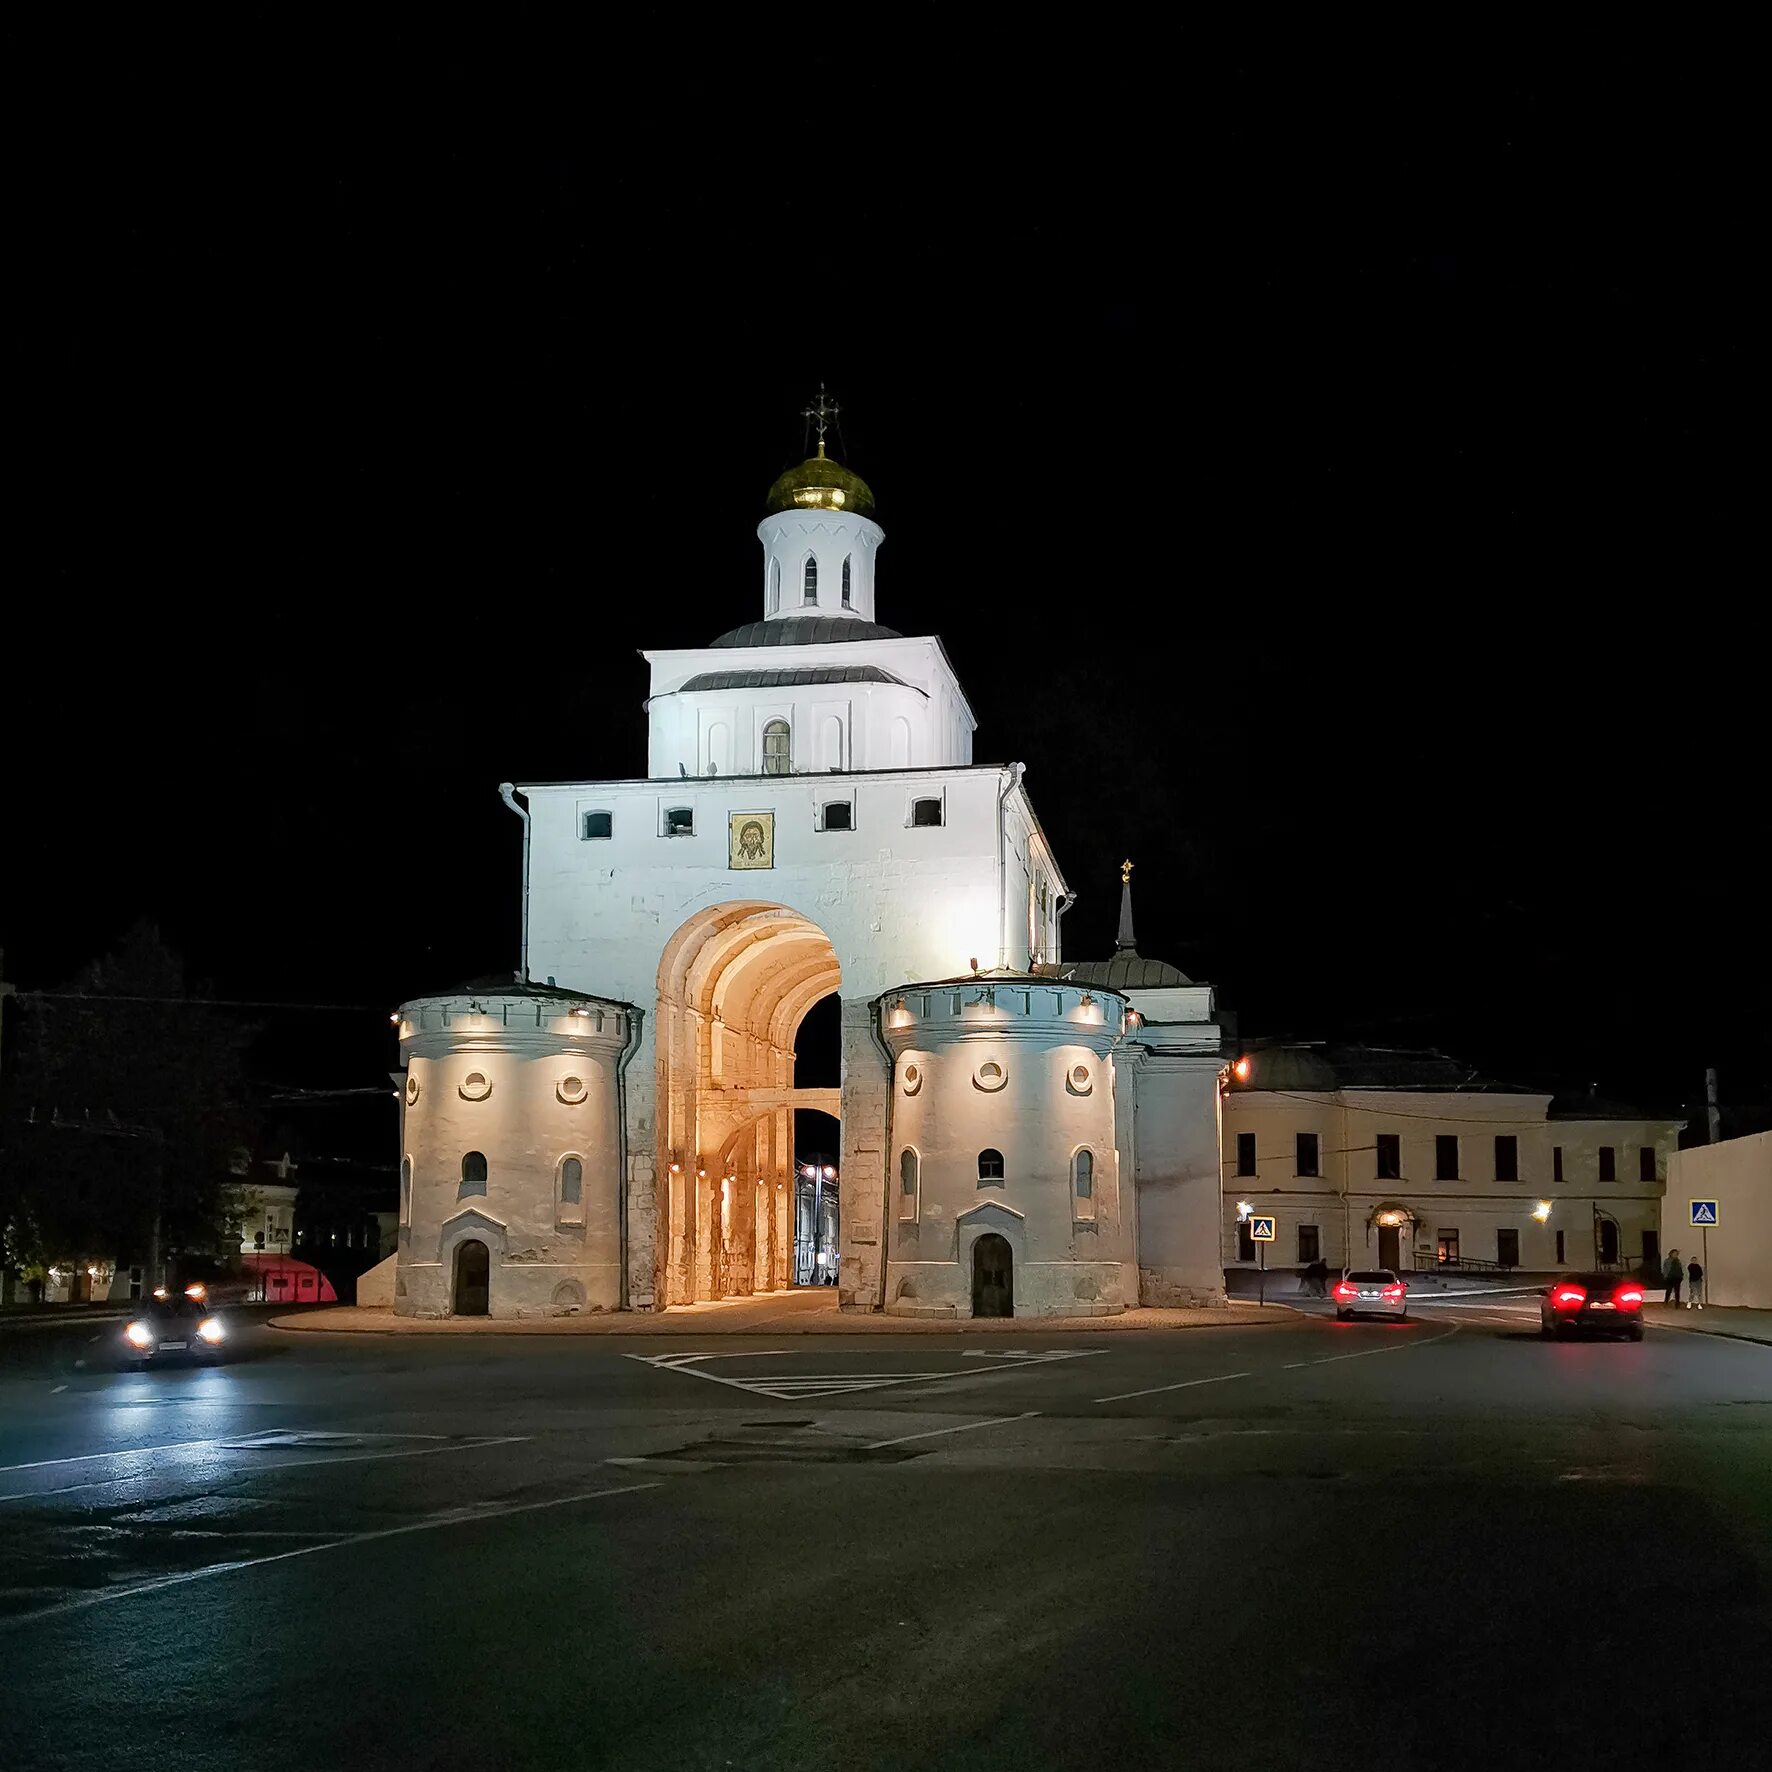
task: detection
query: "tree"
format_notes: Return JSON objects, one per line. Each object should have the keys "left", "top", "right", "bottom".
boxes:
{"left": 0, "top": 923, "right": 253, "bottom": 1291}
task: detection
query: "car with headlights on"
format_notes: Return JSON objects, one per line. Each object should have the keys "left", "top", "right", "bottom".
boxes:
{"left": 1332, "top": 1268, "right": 1409, "bottom": 1321}
{"left": 1540, "top": 1272, "right": 1645, "bottom": 1341}
{"left": 120, "top": 1292, "right": 229, "bottom": 1366}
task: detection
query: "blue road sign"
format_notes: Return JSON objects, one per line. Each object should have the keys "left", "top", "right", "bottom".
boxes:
{"left": 1250, "top": 1216, "right": 1277, "bottom": 1242}
{"left": 1690, "top": 1200, "right": 1720, "bottom": 1226}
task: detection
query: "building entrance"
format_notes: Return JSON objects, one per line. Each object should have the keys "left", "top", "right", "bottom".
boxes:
{"left": 1377, "top": 1225, "right": 1401, "bottom": 1269}
{"left": 656, "top": 903, "right": 843, "bottom": 1308}
{"left": 453, "top": 1239, "right": 490, "bottom": 1316}
{"left": 972, "top": 1234, "right": 1014, "bottom": 1317}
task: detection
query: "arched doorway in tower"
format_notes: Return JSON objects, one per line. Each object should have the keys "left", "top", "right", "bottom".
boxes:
{"left": 453, "top": 1240, "right": 490, "bottom": 1316}
{"left": 972, "top": 1234, "right": 1014, "bottom": 1318}
{"left": 656, "top": 904, "right": 842, "bottom": 1307}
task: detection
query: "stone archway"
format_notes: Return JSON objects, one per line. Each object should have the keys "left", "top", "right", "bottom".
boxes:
{"left": 655, "top": 903, "right": 841, "bottom": 1306}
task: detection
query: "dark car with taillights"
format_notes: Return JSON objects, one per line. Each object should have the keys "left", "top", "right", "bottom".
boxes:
{"left": 1540, "top": 1272, "right": 1646, "bottom": 1341}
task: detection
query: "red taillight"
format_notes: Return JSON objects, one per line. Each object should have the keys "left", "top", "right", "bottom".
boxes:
{"left": 1551, "top": 1284, "right": 1587, "bottom": 1309}
{"left": 1381, "top": 1284, "right": 1405, "bottom": 1300}
{"left": 1333, "top": 1281, "right": 1356, "bottom": 1300}
{"left": 1614, "top": 1285, "right": 1644, "bottom": 1310}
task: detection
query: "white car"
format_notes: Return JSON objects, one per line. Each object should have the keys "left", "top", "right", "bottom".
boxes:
{"left": 1332, "top": 1268, "right": 1408, "bottom": 1322}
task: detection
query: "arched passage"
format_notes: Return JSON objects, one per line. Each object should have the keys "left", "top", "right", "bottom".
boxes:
{"left": 656, "top": 903, "right": 841, "bottom": 1305}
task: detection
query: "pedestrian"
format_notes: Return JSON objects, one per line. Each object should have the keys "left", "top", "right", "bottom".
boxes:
{"left": 1686, "top": 1255, "right": 1704, "bottom": 1310}
{"left": 1663, "top": 1250, "right": 1683, "bottom": 1307}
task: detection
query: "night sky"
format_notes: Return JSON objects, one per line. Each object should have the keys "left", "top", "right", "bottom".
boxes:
{"left": 9, "top": 28, "right": 1764, "bottom": 1135}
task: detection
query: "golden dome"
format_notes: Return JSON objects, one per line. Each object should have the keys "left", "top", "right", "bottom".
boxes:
{"left": 763, "top": 447, "right": 876, "bottom": 519}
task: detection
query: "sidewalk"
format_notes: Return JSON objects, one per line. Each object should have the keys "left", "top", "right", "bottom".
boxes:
{"left": 1636, "top": 1304, "right": 1772, "bottom": 1347}
{"left": 270, "top": 1291, "right": 1298, "bottom": 1337}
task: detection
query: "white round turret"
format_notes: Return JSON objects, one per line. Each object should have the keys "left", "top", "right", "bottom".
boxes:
{"left": 394, "top": 982, "right": 638, "bottom": 1318}
{"left": 757, "top": 447, "right": 884, "bottom": 624}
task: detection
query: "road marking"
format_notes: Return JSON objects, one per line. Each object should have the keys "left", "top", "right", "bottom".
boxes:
{"left": 0, "top": 1435, "right": 528, "bottom": 1505}
{"left": 0, "top": 1435, "right": 229, "bottom": 1475}
{"left": 50, "top": 1384, "right": 67, "bottom": 1394}
{"left": 0, "top": 1480, "right": 664, "bottom": 1627}
{"left": 1095, "top": 1371, "right": 1252, "bottom": 1404}
{"left": 864, "top": 1411, "right": 1040, "bottom": 1450}
{"left": 627, "top": 1347, "right": 1104, "bottom": 1402}
{"left": 1282, "top": 1324, "right": 1462, "bottom": 1368}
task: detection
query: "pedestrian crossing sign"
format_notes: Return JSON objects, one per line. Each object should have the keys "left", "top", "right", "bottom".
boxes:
{"left": 1250, "top": 1216, "right": 1277, "bottom": 1242}
{"left": 1690, "top": 1200, "right": 1720, "bottom": 1226}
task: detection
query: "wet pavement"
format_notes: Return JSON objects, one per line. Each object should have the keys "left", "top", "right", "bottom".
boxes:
{"left": 3, "top": 1303, "right": 1769, "bottom": 1768}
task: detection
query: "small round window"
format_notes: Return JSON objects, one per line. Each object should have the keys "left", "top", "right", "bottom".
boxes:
{"left": 458, "top": 1071, "right": 492, "bottom": 1102}
{"left": 1068, "top": 1063, "right": 1092, "bottom": 1095}
{"left": 557, "top": 1075, "right": 588, "bottom": 1105}
{"left": 974, "top": 1060, "right": 1007, "bottom": 1092}
{"left": 405, "top": 1074, "right": 421, "bottom": 1105}
{"left": 901, "top": 1062, "right": 922, "bottom": 1096}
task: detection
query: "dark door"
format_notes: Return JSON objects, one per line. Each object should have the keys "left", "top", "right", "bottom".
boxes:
{"left": 1598, "top": 1219, "right": 1619, "bottom": 1265}
{"left": 1642, "top": 1229, "right": 1659, "bottom": 1272}
{"left": 1377, "top": 1226, "right": 1401, "bottom": 1269}
{"left": 454, "top": 1239, "right": 491, "bottom": 1316}
{"left": 972, "top": 1234, "right": 1013, "bottom": 1318}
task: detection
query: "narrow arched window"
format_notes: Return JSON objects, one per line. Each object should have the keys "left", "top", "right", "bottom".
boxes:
{"left": 802, "top": 555, "right": 818, "bottom": 604}
{"left": 400, "top": 1155, "right": 413, "bottom": 1225}
{"left": 762, "top": 718, "right": 791, "bottom": 776}
{"left": 559, "top": 1156, "right": 583, "bottom": 1205}
{"left": 900, "top": 1148, "right": 918, "bottom": 1195}
{"left": 769, "top": 559, "right": 781, "bottom": 615}
{"left": 841, "top": 555, "right": 852, "bottom": 607}
{"left": 1074, "top": 1149, "right": 1093, "bottom": 1197}
{"left": 978, "top": 1148, "right": 1005, "bottom": 1185}
{"left": 461, "top": 1151, "right": 487, "bottom": 1197}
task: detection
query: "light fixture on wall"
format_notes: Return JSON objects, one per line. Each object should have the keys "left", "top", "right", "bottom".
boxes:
{"left": 1236, "top": 1200, "right": 1253, "bottom": 1222}
{"left": 1233, "top": 1056, "right": 1252, "bottom": 1082}
{"left": 1532, "top": 1200, "right": 1553, "bottom": 1222}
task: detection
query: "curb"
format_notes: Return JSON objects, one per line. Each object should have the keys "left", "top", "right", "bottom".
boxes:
{"left": 266, "top": 1306, "right": 1304, "bottom": 1339}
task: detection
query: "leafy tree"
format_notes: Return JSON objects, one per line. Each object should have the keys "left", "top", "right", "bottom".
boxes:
{"left": 0, "top": 923, "right": 253, "bottom": 1289}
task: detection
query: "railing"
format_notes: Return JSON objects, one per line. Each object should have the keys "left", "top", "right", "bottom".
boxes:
{"left": 1420, "top": 1253, "right": 1516, "bottom": 1274}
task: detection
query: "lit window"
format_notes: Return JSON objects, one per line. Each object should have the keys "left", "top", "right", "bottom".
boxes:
{"left": 460, "top": 1152, "right": 488, "bottom": 1198}
{"left": 841, "top": 554, "right": 852, "bottom": 607}
{"left": 822, "top": 800, "right": 852, "bottom": 831}
{"left": 582, "top": 810, "right": 612, "bottom": 840}
{"left": 560, "top": 1156, "right": 582, "bottom": 1206}
{"left": 803, "top": 555, "right": 818, "bottom": 604}
{"left": 762, "top": 719, "right": 791, "bottom": 777}
{"left": 911, "top": 797, "right": 943, "bottom": 828}
{"left": 666, "top": 807, "right": 694, "bottom": 836}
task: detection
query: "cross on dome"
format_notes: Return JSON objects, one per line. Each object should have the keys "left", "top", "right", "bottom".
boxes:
{"left": 802, "top": 383, "right": 840, "bottom": 459}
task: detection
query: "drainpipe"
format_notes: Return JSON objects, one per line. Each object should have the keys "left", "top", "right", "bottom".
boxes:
{"left": 613, "top": 1005, "right": 645, "bottom": 1312}
{"left": 866, "top": 997, "right": 897, "bottom": 1313}
{"left": 498, "top": 783, "right": 531, "bottom": 982}
{"left": 995, "top": 762, "right": 1026, "bottom": 971}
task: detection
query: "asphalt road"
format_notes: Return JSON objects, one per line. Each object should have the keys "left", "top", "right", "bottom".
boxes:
{"left": 3, "top": 1298, "right": 1769, "bottom": 1770}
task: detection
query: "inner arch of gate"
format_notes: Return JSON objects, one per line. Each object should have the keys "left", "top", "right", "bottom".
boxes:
{"left": 656, "top": 902, "right": 841, "bottom": 1305}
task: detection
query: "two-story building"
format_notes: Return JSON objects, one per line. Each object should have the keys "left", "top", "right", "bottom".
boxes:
{"left": 1221, "top": 1046, "right": 1682, "bottom": 1275}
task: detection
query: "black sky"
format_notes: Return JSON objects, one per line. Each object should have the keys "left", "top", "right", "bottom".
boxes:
{"left": 7, "top": 24, "right": 1765, "bottom": 1128}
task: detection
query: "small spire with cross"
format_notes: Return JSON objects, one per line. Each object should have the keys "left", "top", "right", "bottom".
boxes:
{"left": 803, "top": 383, "right": 840, "bottom": 460}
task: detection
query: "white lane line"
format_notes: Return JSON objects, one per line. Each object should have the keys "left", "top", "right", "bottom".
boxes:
{"left": 0, "top": 1430, "right": 452, "bottom": 1476}
{"left": 0, "top": 1481, "right": 663, "bottom": 1628}
{"left": 0, "top": 1436, "right": 529, "bottom": 1505}
{"left": 864, "top": 1411, "right": 1039, "bottom": 1450}
{"left": 1283, "top": 1324, "right": 1462, "bottom": 1368}
{"left": 0, "top": 1435, "right": 228, "bottom": 1475}
{"left": 1095, "top": 1371, "right": 1252, "bottom": 1404}
{"left": 50, "top": 1384, "right": 67, "bottom": 1394}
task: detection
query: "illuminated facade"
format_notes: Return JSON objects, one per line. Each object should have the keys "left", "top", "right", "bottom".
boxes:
{"left": 391, "top": 412, "right": 1227, "bottom": 1317}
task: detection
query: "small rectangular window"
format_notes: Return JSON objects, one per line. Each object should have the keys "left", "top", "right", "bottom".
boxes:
{"left": 1297, "top": 1224, "right": 1320, "bottom": 1263}
{"left": 1296, "top": 1132, "right": 1320, "bottom": 1178}
{"left": 1376, "top": 1133, "right": 1400, "bottom": 1180}
{"left": 665, "top": 807, "right": 694, "bottom": 837}
{"left": 1235, "top": 1131, "right": 1256, "bottom": 1177}
{"left": 1435, "top": 1135, "right": 1459, "bottom": 1181}
{"left": 1556, "top": 1228, "right": 1565, "bottom": 1264}
{"left": 1638, "top": 1146, "right": 1656, "bottom": 1183}
{"left": 1237, "top": 1219, "right": 1255, "bottom": 1262}
{"left": 1497, "top": 1228, "right": 1520, "bottom": 1267}
{"left": 822, "top": 801, "right": 853, "bottom": 831}
{"left": 582, "top": 810, "right": 612, "bottom": 840}
{"left": 1553, "top": 1145, "right": 1565, "bottom": 1184}
{"left": 911, "top": 797, "right": 943, "bottom": 828}
{"left": 1598, "top": 1145, "right": 1616, "bottom": 1183}
{"left": 1494, "top": 1135, "right": 1518, "bottom": 1182}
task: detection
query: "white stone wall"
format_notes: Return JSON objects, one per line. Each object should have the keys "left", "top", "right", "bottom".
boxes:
{"left": 877, "top": 980, "right": 1133, "bottom": 1317}
{"left": 758, "top": 509, "right": 883, "bottom": 625}
{"left": 1665, "top": 1133, "right": 1772, "bottom": 1307}
{"left": 1129, "top": 1054, "right": 1228, "bottom": 1306}
{"left": 394, "top": 989, "right": 636, "bottom": 1318}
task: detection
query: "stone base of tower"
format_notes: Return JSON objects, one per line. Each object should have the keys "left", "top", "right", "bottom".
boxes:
{"left": 1136, "top": 1267, "right": 1229, "bottom": 1309}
